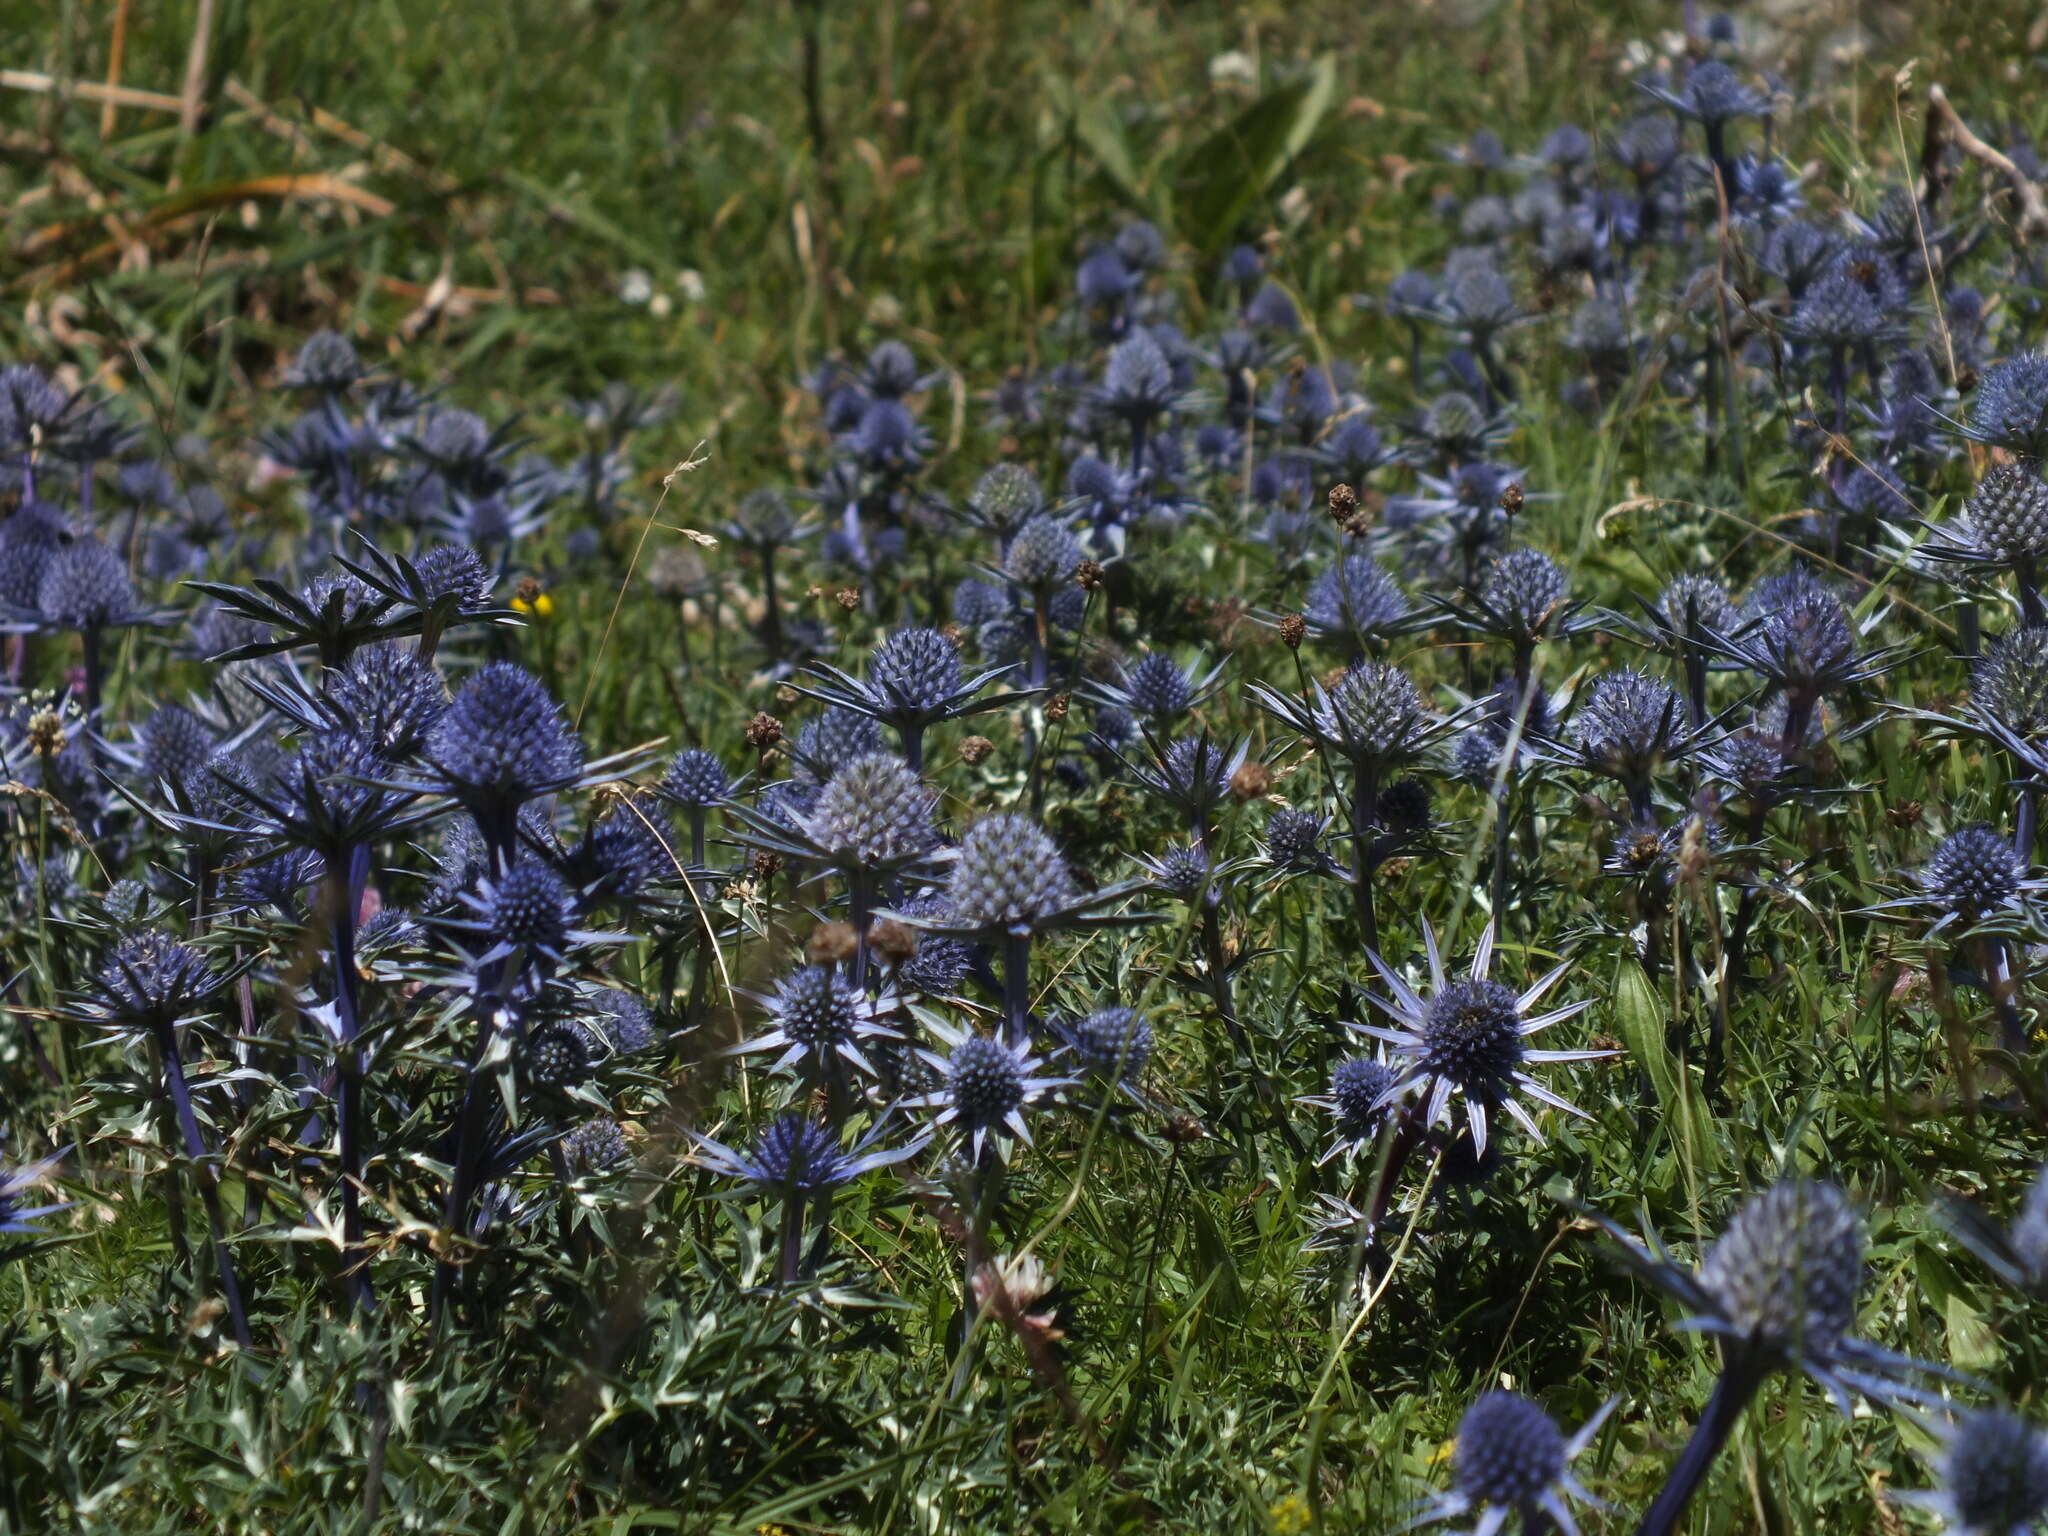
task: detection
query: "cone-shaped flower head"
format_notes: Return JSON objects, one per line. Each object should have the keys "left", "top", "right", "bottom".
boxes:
{"left": 1698, "top": 1179, "right": 1863, "bottom": 1361}
{"left": 485, "top": 859, "right": 574, "bottom": 956}
{"left": 739, "top": 964, "right": 899, "bottom": 1081}
{"left": 946, "top": 814, "right": 1078, "bottom": 932}
{"left": 870, "top": 627, "right": 965, "bottom": 713}
{"left": 1303, "top": 553, "right": 1413, "bottom": 649}
{"left": 1963, "top": 465, "right": 2048, "bottom": 563}
{"left": 691, "top": 1113, "right": 917, "bottom": 1193}
{"left": 36, "top": 538, "right": 137, "bottom": 630}
{"left": 525, "top": 1021, "right": 594, "bottom": 1088}
{"left": 428, "top": 662, "right": 583, "bottom": 825}
{"left": 1005, "top": 516, "right": 1083, "bottom": 590}
{"left": 1415, "top": 1391, "right": 1612, "bottom": 1535}
{"left": 1918, "top": 825, "right": 2028, "bottom": 927}
{"left": 1060, "top": 1006, "right": 1152, "bottom": 1082}
{"left": 1901, "top": 1408, "right": 2048, "bottom": 1536}
{"left": 661, "top": 748, "right": 731, "bottom": 808}
{"left": 563, "top": 1118, "right": 629, "bottom": 1174}
{"left": 799, "top": 752, "right": 939, "bottom": 871}
{"left": 91, "top": 928, "right": 222, "bottom": 1027}
{"left": 1568, "top": 668, "right": 1682, "bottom": 780}
{"left": 1479, "top": 548, "right": 1569, "bottom": 641}
{"left": 140, "top": 704, "right": 216, "bottom": 790}
{"left": 1354, "top": 921, "right": 1609, "bottom": 1153}
{"left": 1971, "top": 353, "right": 2048, "bottom": 459}
{"left": 1975, "top": 629, "right": 2048, "bottom": 741}
{"left": 916, "top": 1024, "right": 1071, "bottom": 1159}
{"left": 327, "top": 645, "right": 446, "bottom": 754}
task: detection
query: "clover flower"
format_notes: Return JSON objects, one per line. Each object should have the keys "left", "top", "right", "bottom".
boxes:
{"left": 1352, "top": 920, "right": 1609, "bottom": 1153}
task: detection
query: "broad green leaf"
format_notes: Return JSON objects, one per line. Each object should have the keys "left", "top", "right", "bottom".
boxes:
{"left": 1173, "top": 54, "right": 1338, "bottom": 257}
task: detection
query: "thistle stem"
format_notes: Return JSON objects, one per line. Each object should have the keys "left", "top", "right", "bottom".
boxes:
{"left": 1634, "top": 1352, "right": 1768, "bottom": 1536}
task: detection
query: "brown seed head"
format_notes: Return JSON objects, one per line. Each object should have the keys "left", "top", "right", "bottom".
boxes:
{"left": 1326, "top": 482, "right": 1358, "bottom": 525}
{"left": 959, "top": 734, "right": 995, "bottom": 765}
{"left": 1162, "top": 1114, "right": 1207, "bottom": 1146}
{"left": 744, "top": 712, "right": 784, "bottom": 750}
{"left": 1075, "top": 560, "right": 1104, "bottom": 591}
{"left": 749, "top": 849, "right": 784, "bottom": 881}
{"left": 869, "top": 918, "right": 920, "bottom": 966}
{"left": 1230, "top": 760, "right": 1275, "bottom": 802}
{"left": 805, "top": 921, "right": 860, "bottom": 965}
{"left": 1500, "top": 482, "right": 1525, "bottom": 517}
{"left": 1044, "top": 693, "right": 1070, "bottom": 723}
{"left": 835, "top": 587, "right": 861, "bottom": 611}
{"left": 515, "top": 574, "right": 544, "bottom": 605}
{"left": 1279, "top": 613, "right": 1308, "bottom": 650}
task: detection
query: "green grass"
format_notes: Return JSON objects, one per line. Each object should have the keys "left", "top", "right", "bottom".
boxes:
{"left": 5, "top": 2, "right": 2048, "bottom": 1533}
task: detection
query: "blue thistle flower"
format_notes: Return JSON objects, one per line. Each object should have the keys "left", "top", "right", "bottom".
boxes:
{"left": 916, "top": 1023, "right": 1072, "bottom": 1161}
{"left": 562, "top": 1118, "right": 629, "bottom": 1174}
{"left": 426, "top": 662, "right": 584, "bottom": 849}
{"left": 590, "top": 986, "right": 656, "bottom": 1054}
{"left": 797, "top": 752, "right": 940, "bottom": 872}
{"left": 139, "top": 704, "right": 216, "bottom": 791}
{"left": 326, "top": 645, "right": 446, "bottom": 755}
{"left": 1300, "top": 1052, "right": 1397, "bottom": 1163}
{"left": 1263, "top": 807, "right": 1337, "bottom": 875}
{"left": 661, "top": 748, "right": 731, "bottom": 807}
{"left": 737, "top": 964, "right": 901, "bottom": 1082}
{"left": 1055, "top": 1006, "right": 1152, "bottom": 1085}
{"left": 1969, "top": 354, "right": 2048, "bottom": 459}
{"left": 892, "top": 893, "right": 970, "bottom": 995}
{"left": 1005, "top": 516, "right": 1083, "bottom": 590}
{"left": 1353, "top": 920, "right": 1611, "bottom": 1153}
{"left": 691, "top": 1113, "right": 918, "bottom": 1193}
{"left": 1917, "top": 826, "right": 2032, "bottom": 930}
{"left": 1900, "top": 1408, "right": 2048, "bottom": 1536}
{"left": 1413, "top": 1391, "right": 1613, "bottom": 1536}
{"left": 0, "top": 1149, "right": 70, "bottom": 1241}
{"left": 525, "top": 1020, "right": 595, "bottom": 1088}
{"left": 90, "top": 927, "right": 223, "bottom": 1027}
{"left": 480, "top": 859, "right": 574, "bottom": 958}
{"left": 280, "top": 329, "right": 365, "bottom": 393}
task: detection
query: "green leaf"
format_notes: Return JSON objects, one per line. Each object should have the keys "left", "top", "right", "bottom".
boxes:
{"left": 1172, "top": 54, "right": 1337, "bottom": 257}
{"left": 1610, "top": 957, "right": 1721, "bottom": 1173}
{"left": 1612, "top": 957, "right": 1676, "bottom": 1107}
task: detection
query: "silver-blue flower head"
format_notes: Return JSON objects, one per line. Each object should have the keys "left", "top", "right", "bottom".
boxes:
{"left": 1353, "top": 920, "right": 1610, "bottom": 1154}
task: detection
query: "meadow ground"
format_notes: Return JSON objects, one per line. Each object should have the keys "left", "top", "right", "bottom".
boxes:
{"left": 5, "top": 1, "right": 2048, "bottom": 1533}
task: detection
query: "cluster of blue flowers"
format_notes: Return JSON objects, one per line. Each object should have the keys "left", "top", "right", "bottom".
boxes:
{"left": 9, "top": 15, "right": 2048, "bottom": 1530}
